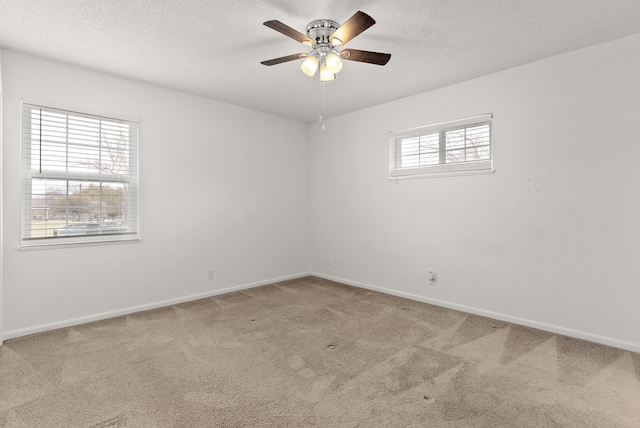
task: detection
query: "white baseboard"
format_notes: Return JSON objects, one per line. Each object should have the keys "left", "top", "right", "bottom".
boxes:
{"left": 2, "top": 272, "right": 311, "bottom": 343}
{"left": 310, "top": 272, "right": 640, "bottom": 354}
{"left": 5, "top": 271, "right": 639, "bottom": 354}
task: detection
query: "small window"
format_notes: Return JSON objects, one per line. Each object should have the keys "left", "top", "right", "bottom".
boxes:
{"left": 20, "top": 102, "right": 139, "bottom": 247}
{"left": 389, "top": 114, "right": 493, "bottom": 178}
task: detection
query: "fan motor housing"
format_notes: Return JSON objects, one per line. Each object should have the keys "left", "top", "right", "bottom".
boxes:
{"left": 306, "top": 19, "right": 340, "bottom": 45}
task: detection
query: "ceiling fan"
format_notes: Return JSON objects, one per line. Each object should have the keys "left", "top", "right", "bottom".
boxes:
{"left": 260, "top": 11, "right": 391, "bottom": 82}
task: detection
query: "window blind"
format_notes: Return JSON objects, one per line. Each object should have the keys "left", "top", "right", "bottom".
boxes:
{"left": 389, "top": 114, "right": 493, "bottom": 178}
{"left": 21, "top": 103, "right": 139, "bottom": 247}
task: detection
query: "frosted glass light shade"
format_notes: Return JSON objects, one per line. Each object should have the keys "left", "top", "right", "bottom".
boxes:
{"left": 325, "top": 53, "right": 343, "bottom": 74}
{"left": 320, "top": 65, "right": 335, "bottom": 82}
{"left": 300, "top": 56, "right": 319, "bottom": 76}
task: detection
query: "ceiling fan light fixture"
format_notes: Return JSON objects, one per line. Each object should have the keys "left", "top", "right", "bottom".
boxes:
{"left": 325, "top": 53, "right": 343, "bottom": 74}
{"left": 261, "top": 11, "right": 391, "bottom": 82}
{"left": 301, "top": 55, "right": 319, "bottom": 76}
{"left": 319, "top": 65, "right": 335, "bottom": 82}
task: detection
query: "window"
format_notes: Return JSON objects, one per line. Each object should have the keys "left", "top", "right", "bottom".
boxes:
{"left": 389, "top": 114, "right": 493, "bottom": 178}
{"left": 21, "top": 102, "right": 139, "bottom": 247}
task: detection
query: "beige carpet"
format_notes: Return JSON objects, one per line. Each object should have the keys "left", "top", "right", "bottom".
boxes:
{"left": 1, "top": 276, "right": 639, "bottom": 427}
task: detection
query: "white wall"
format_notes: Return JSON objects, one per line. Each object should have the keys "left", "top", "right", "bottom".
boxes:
{"left": 309, "top": 34, "right": 640, "bottom": 351}
{"left": 3, "top": 34, "right": 640, "bottom": 352}
{"left": 1, "top": 50, "right": 309, "bottom": 338}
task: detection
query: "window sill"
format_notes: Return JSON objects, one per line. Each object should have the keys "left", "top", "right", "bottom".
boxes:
{"left": 19, "top": 238, "right": 141, "bottom": 251}
{"left": 388, "top": 168, "right": 496, "bottom": 180}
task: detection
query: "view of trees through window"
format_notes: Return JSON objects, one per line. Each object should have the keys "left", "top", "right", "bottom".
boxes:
{"left": 23, "top": 105, "right": 138, "bottom": 241}
{"left": 30, "top": 179, "right": 128, "bottom": 238}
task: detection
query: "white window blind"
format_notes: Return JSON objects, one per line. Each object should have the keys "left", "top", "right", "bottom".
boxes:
{"left": 21, "top": 103, "right": 139, "bottom": 247}
{"left": 389, "top": 114, "right": 493, "bottom": 178}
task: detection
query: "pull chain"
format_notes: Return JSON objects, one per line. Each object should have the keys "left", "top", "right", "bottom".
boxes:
{"left": 319, "top": 81, "right": 326, "bottom": 132}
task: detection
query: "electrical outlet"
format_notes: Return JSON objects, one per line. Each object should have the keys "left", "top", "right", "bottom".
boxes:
{"left": 207, "top": 269, "right": 215, "bottom": 280}
{"left": 327, "top": 256, "right": 332, "bottom": 265}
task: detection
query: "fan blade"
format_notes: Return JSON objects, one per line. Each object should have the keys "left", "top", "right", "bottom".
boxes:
{"left": 340, "top": 49, "right": 391, "bottom": 65}
{"left": 261, "top": 53, "right": 307, "bottom": 66}
{"left": 329, "top": 11, "right": 375, "bottom": 46}
{"left": 264, "top": 20, "right": 314, "bottom": 46}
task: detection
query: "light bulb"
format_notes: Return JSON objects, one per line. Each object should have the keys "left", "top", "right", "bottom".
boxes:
{"left": 325, "top": 53, "right": 343, "bottom": 74}
{"left": 300, "top": 55, "right": 319, "bottom": 77}
{"left": 320, "top": 65, "right": 335, "bottom": 82}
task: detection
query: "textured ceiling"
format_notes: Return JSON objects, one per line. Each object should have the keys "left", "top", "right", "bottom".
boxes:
{"left": 1, "top": 0, "right": 640, "bottom": 123}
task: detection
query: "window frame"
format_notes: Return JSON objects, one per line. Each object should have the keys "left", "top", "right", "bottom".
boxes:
{"left": 20, "top": 100, "right": 140, "bottom": 249}
{"left": 389, "top": 114, "right": 494, "bottom": 179}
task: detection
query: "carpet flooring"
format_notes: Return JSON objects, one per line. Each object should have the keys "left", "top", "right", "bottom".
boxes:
{"left": 1, "top": 276, "right": 639, "bottom": 427}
